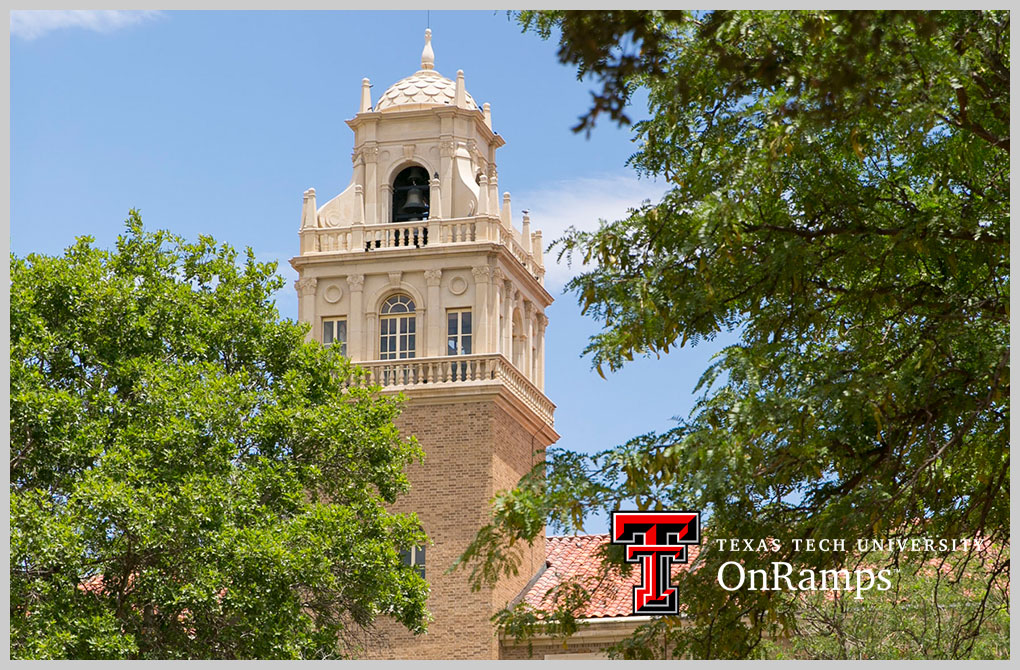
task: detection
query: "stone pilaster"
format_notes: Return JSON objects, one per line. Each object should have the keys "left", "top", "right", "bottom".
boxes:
{"left": 363, "top": 144, "right": 379, "bottom": 224}
{"left": 523, "top": 300, "right": 535, "bottom": 382}
{"left": 491, "top": 267, "right": 505, "bottom": 353}
{"left": 537, "top": 312, "right": 548, "bottom": 391}
{"left": 295, "top": 277, "right": 318, "bottom": 342}
{"left": 347, "top": 274, "right": 365, "bottom": 360}
{"left": 380, "top": 183, "right": 393, "bottom": 225}
{"left": 471, "top": 266, "right": 491, "bottom": 356}
{"left": 425, "top": 269, "right": 443, "bottom": 356}
{"left": 502, "top": 279, "right": 514, "bottom": 357}
{"left": 440, "top": 137, "right": 455, "bottom": 219}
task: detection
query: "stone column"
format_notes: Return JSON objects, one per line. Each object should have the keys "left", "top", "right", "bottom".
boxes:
{"left": 440, "top": 138, "right": 455, "bottom": 220}
{"left": 365, "top": 312, "right": 378, "bottom": 360}
{"left": 352, "top": 154, "right": 366, "bottom": 250}
{"left": 477, "top": 174, "right": 490, "bottom": 239}
{"left": 347, "top": 274, "right": 365, "bottom": 361}
{"left": 380, "top": 183, "right": 393, "bottom": 225}
{"left": 491, "top": 268, "right": 505, "bottom": 353}
{"left": 502, "top": 279, "right": 514, "bottom": 357}
{"left": 429, "top": 177, "right": 441, "bottom": 221}
{"left": 472, "top": 266, "right": 491, "bottom": 357}
{"left": 537, "top": 312, "right": 548, "bottom": 391}
{"left": 523, "top": 300, "right": 534, "bottom": 384}
{"left": 424, "top": 269, "right": 443, "bottom": 357}
{"left": 354, "top": 185, "right": 365, "bottom": 225}
{"left": 363, "top": 144, "right": 379, "bottom": 224}
{"left": 488, "top": 166, "right": 499, "bottom": 218}
{"left": 501, "top": 192, "right": 512, "bottom": 231}
{"left": 295, "top": 277, "right": 318, "bottom": 342}
{"left": 415, "top": 307, "right": 426, "bottom": 358}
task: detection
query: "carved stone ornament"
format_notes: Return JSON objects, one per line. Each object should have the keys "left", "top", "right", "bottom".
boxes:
{"left": 449, "top": 275, "right": 468, "bottom": 296}
{"left": 363, "top": 145, "right": 379, "bottom": 162}
{"left": 346, "top": 274, "right": 365, "bottom": 291}
{"left": 492, "top": 267, "right": 506, "bottom": 283}
{"left": 388, "top": 271, "right": 403, "bottom": 286}
{"left": 295, "top": 277, "right": 318, "bottom": 296}
{"left": 471, "top": 266, "right": 491, "bottom": 283}
{"left": 424, "top": 269, "right": 443, "bottom": 286}
{"left": 439, "top": 139, "right": 456, "bottom": 156}
{"left": 403, "top": 144, "right": 416, "bottom": 160}
{"left": 323, "top": 282, "right": 344, "bottom": 304}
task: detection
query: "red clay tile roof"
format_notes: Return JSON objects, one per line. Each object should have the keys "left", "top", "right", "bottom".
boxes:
{"left": 520, "top": 534, "right": 699, "bottom": 619}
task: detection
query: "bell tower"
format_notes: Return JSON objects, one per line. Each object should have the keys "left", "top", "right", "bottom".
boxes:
{"left": 290, "top": 30, "right": 558, "bottom": 659}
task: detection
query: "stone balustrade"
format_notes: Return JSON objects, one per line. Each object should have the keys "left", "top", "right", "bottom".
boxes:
{"left": 302, "top": 214, "right": 542, "bottom": 275}
{"left": 348, "top": 353, "right": 554, "bottom": 427}
{"left": 497, "top": 223, "right": 531, "bottom": 268}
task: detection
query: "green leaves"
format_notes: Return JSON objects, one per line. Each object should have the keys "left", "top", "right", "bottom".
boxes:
{"left": 464, "top": 10, "right": 1009, "bottom": 659}
{"left": 10, "top": 214, "right": 428, "bottom": 658}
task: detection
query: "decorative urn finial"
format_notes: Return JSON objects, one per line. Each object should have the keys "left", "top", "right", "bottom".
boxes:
{"left": 421, "top": 28, "right": 435, "bottom": 70}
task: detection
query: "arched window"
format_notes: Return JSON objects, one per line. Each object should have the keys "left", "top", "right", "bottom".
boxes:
{"left": 380, "top": 295, "right": 416, "bottom": 359}
{"left": 392, "top": 166, "right": 430, "bottom": 222}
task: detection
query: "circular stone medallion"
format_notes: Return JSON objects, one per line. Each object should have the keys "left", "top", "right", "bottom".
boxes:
{"left": 449, "top": 275, "right": 468, "bottom": 296}
{"left": 323, "top": 283, "right": 344, "bottom": 304}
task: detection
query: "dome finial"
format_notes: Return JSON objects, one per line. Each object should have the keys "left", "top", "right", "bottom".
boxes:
{"left": 421, "top": 28, "right": 435, "bottom": 70}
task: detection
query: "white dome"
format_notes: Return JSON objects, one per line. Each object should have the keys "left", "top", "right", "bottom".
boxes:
{"left": 374, "top": 29, "right": 478, "bottom": 113}
{"left": 376, "top": 69, "right": 477, "bottom": 112}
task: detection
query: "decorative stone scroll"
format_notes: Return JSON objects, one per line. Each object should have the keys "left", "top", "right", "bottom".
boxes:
{"left": 424, "top": 269, "right": 443, "bottom": 287}
{"left": 346, "top": 274, "right": 365, "bottom": 292}
{"left": 295, "top": 277, "right": 317, "bottom": 296}
{"left": 472, "top": 266, "right": 491, "bottom": 284}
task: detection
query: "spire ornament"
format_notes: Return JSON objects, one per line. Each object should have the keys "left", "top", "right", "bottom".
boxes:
{"left": 421, "top": 28, "right": 435, "bottom": 70}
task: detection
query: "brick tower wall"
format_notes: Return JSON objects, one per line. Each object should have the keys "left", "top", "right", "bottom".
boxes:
{"left": 362, "top": 397, "right": 549, "bottom": 660}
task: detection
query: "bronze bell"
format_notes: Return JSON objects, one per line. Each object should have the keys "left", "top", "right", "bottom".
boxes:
{"left": 401, "top": 185, "right": 427, "bottom": 218}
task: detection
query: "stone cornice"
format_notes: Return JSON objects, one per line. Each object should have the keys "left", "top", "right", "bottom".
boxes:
{"left": 289, "top": 242, "right": 553, "bottom": 306}
{"left": 346, "top": 106, "right": 504, "bottom": 149}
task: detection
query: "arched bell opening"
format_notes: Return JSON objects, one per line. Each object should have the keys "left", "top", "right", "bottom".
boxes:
{"left": 392, "top": 165, "right": 431, "bottom": 223}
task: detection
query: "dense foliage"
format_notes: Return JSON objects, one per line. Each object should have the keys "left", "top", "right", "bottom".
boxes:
{"left": 458, "top": 10, "right": 1009, "bottom": 658}
{"left": 10, "top": 214, "right": 429, "bottom": 659}
{"left": 757, "top": 549, "right": 1010, "bottom": 660}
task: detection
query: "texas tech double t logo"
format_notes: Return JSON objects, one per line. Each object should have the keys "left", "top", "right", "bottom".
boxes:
{"left": 611, "top": 511, "right": 701, "bottom": 615}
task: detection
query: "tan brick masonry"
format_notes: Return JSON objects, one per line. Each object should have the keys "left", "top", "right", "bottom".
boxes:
{"left": 363, "top": 397, "right": 550, "bottom": 660}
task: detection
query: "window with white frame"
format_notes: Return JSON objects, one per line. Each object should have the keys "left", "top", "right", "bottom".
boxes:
{"left": 399, "top": 545, "right": 426, "bottom": 578}
{"left": 322, "top": 318, "right": 347, "bottom": 357}
{"left": 380, "top": 295, "right": 416, "bottom": 359}
{"left": 447, "top": 309, "right": 472, "bottom": 356}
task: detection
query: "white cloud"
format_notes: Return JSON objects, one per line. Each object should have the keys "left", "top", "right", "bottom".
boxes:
{"left": 11, "top": 10, "right": 162, "bottom": 41}
{"left": 515, "top": 174, "right": 667, "bottom": 290}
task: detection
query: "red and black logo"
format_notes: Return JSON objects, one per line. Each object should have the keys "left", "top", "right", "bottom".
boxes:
{"left": 611, "top": 511, "right": 701, "bottom": 615}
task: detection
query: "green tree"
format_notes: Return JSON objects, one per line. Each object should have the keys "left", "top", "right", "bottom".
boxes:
{"left": 757, "top": 549, "right": 1010, "bottom": 659}
{"left": 458, "top": 10, "right": 1008, "bottom": 659}
{"left": 10, "top": 213, "right": 429, "bottom": 659}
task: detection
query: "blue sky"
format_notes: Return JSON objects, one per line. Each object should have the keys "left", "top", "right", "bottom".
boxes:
{"left": 11, "top": 10, "right": 739, "bottom": 527}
